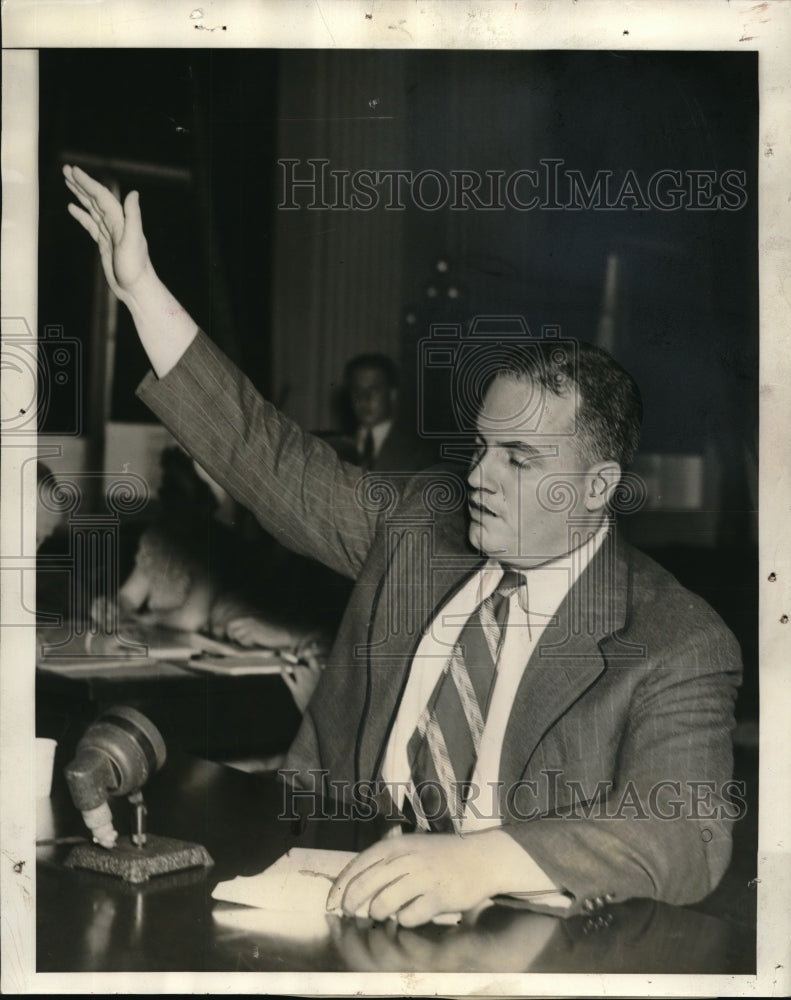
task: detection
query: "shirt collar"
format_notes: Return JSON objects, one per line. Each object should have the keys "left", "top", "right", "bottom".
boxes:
{"left": 485, "top": 519, "right": 611, "bottom": 612}
{"left": 357, "top": 419, "right": 393, "bottom": 454}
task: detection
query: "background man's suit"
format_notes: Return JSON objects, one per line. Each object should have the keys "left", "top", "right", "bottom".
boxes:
{"left": 139, "top": 330, "right": 742, "bottom": 917}
{"left": 324, "top": 424, "right": 435, "bottom": 473}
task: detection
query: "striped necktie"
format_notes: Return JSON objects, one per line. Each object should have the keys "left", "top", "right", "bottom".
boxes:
{"left": 405, "top": 569, "right": 525, "bottom": 832}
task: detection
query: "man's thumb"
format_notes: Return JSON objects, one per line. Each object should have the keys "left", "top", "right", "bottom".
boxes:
{"left": 123, "top": 189, "right": 142, "bottom": 228}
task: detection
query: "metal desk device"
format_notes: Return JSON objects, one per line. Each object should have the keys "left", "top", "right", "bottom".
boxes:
{"left": 63, "top": 705, "right": 213, "bottom": 883}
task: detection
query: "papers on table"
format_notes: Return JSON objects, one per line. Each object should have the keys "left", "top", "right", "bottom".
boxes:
{"left": 211, "top": 847, "right": 462, "bottom": 941}
{"left": 37, "top": 622, "right": 290, "bottom": 676}
{"left": 36, "top": 657, "right": 188, "bottom": 680}
{"left": 212, "top": 847, "right": 355, "bottom": 940}
{"left": 179, "top": 633, "right": 286, "bottom": 675}
{"left": 181, "top": 654, "right": 285, "bottom": 676}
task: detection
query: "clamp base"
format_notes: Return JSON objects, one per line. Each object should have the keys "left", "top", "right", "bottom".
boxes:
{"left": 65, "top": 833, "right": 213, "bottom": 884}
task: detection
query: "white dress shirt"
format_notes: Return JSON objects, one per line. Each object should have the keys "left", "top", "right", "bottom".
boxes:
{"left": 356, "top": 419, "right": 393, "bottom": 459}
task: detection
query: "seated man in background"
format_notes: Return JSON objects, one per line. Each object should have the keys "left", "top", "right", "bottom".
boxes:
{"left": 329, "top": 351, "right": 435, "bottom": 472}
{"left": 64, "top": 164, "right": 742, "bottom": 927}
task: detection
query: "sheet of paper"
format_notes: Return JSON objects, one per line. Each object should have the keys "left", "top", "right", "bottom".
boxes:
{"left": 188, "top": 633, "right": 285, "bottom": 658}
{"left": 37, "top": 622, "right": 288, "bottom": 672}
{"left": 182, "top": 652, "right": 286, "bottom": 676}
{"left": 212, "top": 846, "right": 353, "bottom": 909}
{"left": 212, "top": 847, "right": 355, "bottom": 941}
{"left": 211, "top": 847, "right": 461, "bottom": 940}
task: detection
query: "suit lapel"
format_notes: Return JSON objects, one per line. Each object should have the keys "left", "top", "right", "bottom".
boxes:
{"left": 499, "top": 529, "right": 632, "bottom": 787}
{"left": 357, "top": 505, "right": 482, "bottom": 781}
{"left": 356, "top": 520, "right": 635, "bottom": 788}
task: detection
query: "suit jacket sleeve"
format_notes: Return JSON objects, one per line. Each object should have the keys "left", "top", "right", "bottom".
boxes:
{"left": 502, "top": 621, "right": 742, "bottom": 916}
{"left": 137, "top": 330, "right": 376, "bottom": 579}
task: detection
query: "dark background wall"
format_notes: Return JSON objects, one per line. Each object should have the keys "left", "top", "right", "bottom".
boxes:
{"left": 39, "top": 48, "right": 758, "bottom": 467}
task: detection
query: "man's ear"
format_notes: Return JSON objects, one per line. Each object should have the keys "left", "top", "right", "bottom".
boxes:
{"left": 584, "top": 461, "right": 622, "bottom": 512}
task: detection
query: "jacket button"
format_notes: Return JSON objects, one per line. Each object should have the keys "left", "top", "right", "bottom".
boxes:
{"left": 583, "top": 898, "right": 596, "bottom": 912}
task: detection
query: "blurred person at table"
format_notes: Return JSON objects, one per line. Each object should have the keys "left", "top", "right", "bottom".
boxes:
{"left": 89, "top": 446, "right": 232, "bottom": 633}
{"left": 92, "top": 446, "right": 331, "bottom": 708}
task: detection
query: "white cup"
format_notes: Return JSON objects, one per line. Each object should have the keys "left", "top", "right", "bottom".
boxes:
{"left": 36, "top": 737, "right": 57, "bottom": 798}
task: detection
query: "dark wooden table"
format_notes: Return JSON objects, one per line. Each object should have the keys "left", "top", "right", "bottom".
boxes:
{"left": 36, "top": 752, "right": 756, "bottom": 974}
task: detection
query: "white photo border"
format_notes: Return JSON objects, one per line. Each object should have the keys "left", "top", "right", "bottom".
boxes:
{"left": 2, "top": 1, "right": 789, "bottom": 996}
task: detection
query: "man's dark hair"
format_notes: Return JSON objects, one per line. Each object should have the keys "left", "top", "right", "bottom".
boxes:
{"left": 344, "top": 352, "right": 399, "bottom": 388}
{"left": 485, "top": 339, "right": 643, "bottom": 469}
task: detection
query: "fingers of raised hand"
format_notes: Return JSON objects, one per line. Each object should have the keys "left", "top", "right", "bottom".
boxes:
{"left": 65, "top": 178, "right": 114, "bottom": 247}
{"left": 66, "top": 202, "right": 100, "bottom": 242}
{"left": 64, "top": 164, "right": 124, "bottom": 242}
{"left": 122, "top": 189, "right": 143, "bottom": 232}
{"left": 63, "top": 170, "right": 103, "bottom": 220}
{"left": 67, "top": 164, "right": 118, "bottom": 209}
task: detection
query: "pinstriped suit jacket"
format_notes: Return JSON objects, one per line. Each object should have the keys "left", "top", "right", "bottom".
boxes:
{"left": 139, "top": 330, "right": 742, "bottom": 917}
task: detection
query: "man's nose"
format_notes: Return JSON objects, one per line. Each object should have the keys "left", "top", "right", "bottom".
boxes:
{"left": 467, "top": 449, "right": 496, "bottom": 491}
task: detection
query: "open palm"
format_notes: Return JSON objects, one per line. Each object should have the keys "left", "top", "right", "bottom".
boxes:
{"left": 64, "top": 164, "right": 150, "bottom": 299}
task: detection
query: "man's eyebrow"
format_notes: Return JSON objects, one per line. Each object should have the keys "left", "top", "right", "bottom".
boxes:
{"left": 496, "top": 441, "right": 549, "bottom": 456}
{"left": 474, "top": 434, "right": 559, "bottom": 458}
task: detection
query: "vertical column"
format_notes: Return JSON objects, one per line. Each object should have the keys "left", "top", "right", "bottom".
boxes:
{"left": 271, "top": 51, "right": 407, "bottom": 430}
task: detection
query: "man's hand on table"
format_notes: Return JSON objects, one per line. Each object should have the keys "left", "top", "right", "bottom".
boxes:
{"left": 326, "top": 827, "right": 555, "bottom": 928}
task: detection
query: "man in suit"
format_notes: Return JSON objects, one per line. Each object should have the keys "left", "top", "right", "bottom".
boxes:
{"left": 64, "top": 165, "right": 742, "bottom": 927}
{"left": 329, "top": 352, "right": 434, "bottom": 472}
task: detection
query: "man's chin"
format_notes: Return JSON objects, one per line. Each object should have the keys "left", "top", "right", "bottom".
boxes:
{"left": 468, "top": 521, "right": 503, "bottom": 557}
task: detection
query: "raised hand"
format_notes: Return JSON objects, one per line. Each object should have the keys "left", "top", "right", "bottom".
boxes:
{"left": 63, "top": 163, "right": 198, "bottom": 379}
{"left": 63, "top": 164, "right": 151, "bottom": 301}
